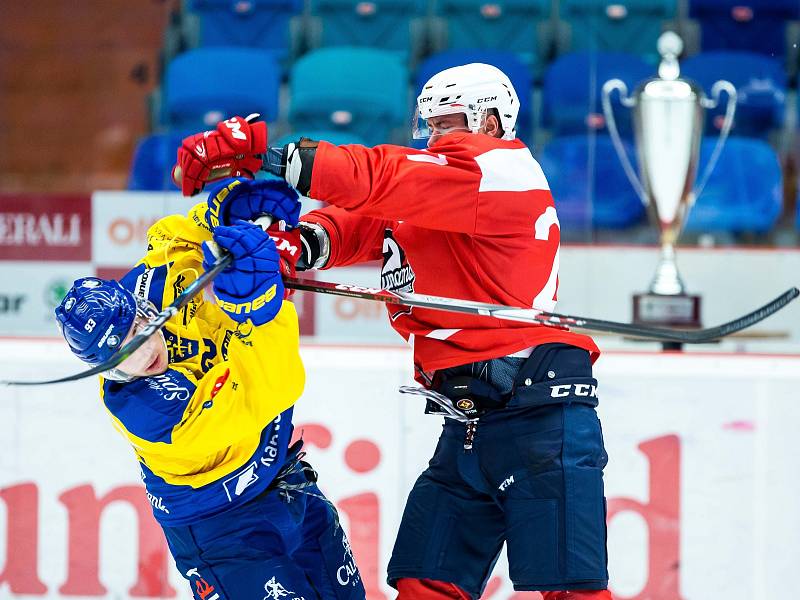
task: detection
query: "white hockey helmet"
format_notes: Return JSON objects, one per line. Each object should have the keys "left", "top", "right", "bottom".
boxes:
{"left": 413, "top": 63, "right": 520, "bottom": 142}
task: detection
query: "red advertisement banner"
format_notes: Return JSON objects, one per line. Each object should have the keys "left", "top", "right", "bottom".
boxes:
{"left": 0, "top": 195, "right": 91, "bottom": 261}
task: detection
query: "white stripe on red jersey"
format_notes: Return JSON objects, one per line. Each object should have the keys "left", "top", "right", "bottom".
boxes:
{"left": 474, "top": 147, "right": 550, "bottom": 192}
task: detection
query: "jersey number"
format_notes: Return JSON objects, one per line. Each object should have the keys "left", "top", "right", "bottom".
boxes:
{"left": 533, "top": 206, "right": 560, "bottom": 312}
{"left": 201, "top": 339, "right": 217, "bottom": 372}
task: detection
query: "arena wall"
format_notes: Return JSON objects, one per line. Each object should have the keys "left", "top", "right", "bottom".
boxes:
{"left": 1, "top": 342, "right": 799, "bottom": 599}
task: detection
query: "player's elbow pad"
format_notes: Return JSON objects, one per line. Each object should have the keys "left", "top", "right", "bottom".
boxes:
{"left": 262, "top": 138, "right": 318, "bottom": 196}
{"left": 297, "top": 222, "right": 330, "bottom": 270}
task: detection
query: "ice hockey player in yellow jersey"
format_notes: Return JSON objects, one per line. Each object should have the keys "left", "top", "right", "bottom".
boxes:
{"left": 54, "top": 178, "right": 365, "bottom": 599}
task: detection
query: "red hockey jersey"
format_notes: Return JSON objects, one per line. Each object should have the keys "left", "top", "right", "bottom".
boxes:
{"left": 302, "top": 132, "right": 599, "bottom": 383}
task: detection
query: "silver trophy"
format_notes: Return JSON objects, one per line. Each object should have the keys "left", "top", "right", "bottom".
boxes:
{"left": 601, "top": 31, "right": 736, "bottom": 330}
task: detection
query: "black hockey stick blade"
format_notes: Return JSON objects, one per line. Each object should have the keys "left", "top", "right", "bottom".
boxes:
{"left": 1, "top": 253, "right": 233, "bottom": 386}
{"left": 544, "top": 287, "right": 799, "bottom": 343}
{"left": 284, "top": 277, "right": 799, "bottom": 344}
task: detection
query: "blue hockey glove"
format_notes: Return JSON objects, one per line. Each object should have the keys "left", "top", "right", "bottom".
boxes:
{"left": 205, "top": 177, "right": 301, "bottom": 230}
{"left": 202, "top": 220, "right": 285, "bottom": 326}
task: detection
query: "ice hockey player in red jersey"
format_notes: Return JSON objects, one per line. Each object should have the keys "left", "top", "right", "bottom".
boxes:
{"left": 173, "top": 63, "right": 613, "bottom": 600}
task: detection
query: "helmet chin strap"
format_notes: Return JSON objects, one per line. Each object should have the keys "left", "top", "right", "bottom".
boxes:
{"left": 102, "top": 367, "right": 138, "bottom": 383}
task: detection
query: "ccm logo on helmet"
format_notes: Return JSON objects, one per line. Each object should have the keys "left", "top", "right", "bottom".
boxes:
{"left": 477, "top": 96, "right": 498, "bottom": 103}
{"left": 419, "top": 96, "right": 433, "bottom": 103}
{"left": 550, "top": 383, "right": 598, "bottom": 398}
{"left": 216, "top": 284, "right": 278, "bottom": 315}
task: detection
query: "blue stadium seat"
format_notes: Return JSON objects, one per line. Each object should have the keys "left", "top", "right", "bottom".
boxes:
{"left": 163, "top": 47, "right": 281, "bottom": 130}
{"left": 681, "top": 51, "right": 786, "bottom": 138}
{"left": 685, "top": 137, "right": 782, "bottom": 233}
{"left": 272, "top": 130, "right": 367, "bottom": 146}
{"left": 796, "top": 190, "right": 800, "bottom": 231}
{"left": 185, "top": 0, "right": 303, "bottom": 61}
{"left": 128, "top": 132, "right": 188, "bottom": 191}
{"left": 415, "top": 50, "right": 533, "bottom": 144}
{"left": 538, "top": 135, "right": 646, "bottom": 230}
{"left": 689, "top": 0, "right": 799, "bottom": 57}
{"left": 435, "top": 0, "right": 551, "bottom": 74}
{"left": 542, "top": 52, "right": 653, "bottom": 137}
{"left": 309, "top": 0, "right": 427, "bottom": 58}
{"left": 559, "top": 0, "right": 676, "bottom": 61}
{"left": 289, "top": 47, "right": 408, "bottom": 146}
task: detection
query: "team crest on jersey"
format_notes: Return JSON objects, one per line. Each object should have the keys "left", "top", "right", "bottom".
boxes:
{"left": 381, "top": 230, "right": 415, "bottom": 319}
{"left": 163, "top": 329, "right": 200, "bottom": 361}
{"left": 381, "top": 230, "right": 415, "bottom": 293}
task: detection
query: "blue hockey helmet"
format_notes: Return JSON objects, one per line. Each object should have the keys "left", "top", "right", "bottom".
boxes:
{"left": 54, "top": 277, "right": 137, "bottom": 366}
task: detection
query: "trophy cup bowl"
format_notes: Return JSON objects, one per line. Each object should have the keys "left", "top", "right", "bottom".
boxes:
{"left": 601, "top": 32, "right": 737, "bottom": 334}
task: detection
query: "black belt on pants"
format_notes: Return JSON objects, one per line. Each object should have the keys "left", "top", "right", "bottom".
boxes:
{"left": 423, "top": 343, "right": 598, "bottom": 420}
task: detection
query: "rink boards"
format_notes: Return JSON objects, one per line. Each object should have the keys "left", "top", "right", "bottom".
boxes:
{"left": 1, "top": 341, "right": 799, "bottom": 599}
{"left": 1, "top": 191, "right": 799, "bottom": 348}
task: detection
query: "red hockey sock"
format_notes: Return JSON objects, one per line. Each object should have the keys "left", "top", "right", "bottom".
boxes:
{"left": 541, "top": 590, "right": 613, "bottom": 600}
{"left": 396, "top": 577, "right": 472, "bottom": 600}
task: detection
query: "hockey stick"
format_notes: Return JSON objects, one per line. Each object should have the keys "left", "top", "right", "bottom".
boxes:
{"left": 0, "top": 253, "right": 234, "bottom": 387}
{"left": 3, "top": 270, "right": 796, "bottom": 386}
{"left": 284, "top": 277, "right": 799, "bottom": 344}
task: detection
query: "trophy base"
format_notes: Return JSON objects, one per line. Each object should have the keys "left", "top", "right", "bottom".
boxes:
{"left": 633, "top": 293, "right": 702, "bottom": 348}
{"left": 633, "top": 293, "right": 701, "bottom": 326}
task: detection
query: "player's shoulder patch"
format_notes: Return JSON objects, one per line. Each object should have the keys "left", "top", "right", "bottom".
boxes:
{"left": 103, "top": 369, "right": 196, "bottom": 444}
{"left": 120, "top": 263, "right": 170, "bottom": 310}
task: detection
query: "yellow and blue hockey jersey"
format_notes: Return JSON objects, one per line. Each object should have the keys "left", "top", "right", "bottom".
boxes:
{"left": 100, "top": 203, "right": 305, "bottom": 526}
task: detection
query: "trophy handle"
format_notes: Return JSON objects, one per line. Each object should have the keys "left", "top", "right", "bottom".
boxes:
{"left": 601, "top": 79, "right": 648, "bottom": 206}
{"left": 693, "top": 80, "right": 737, "bottom": 201}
